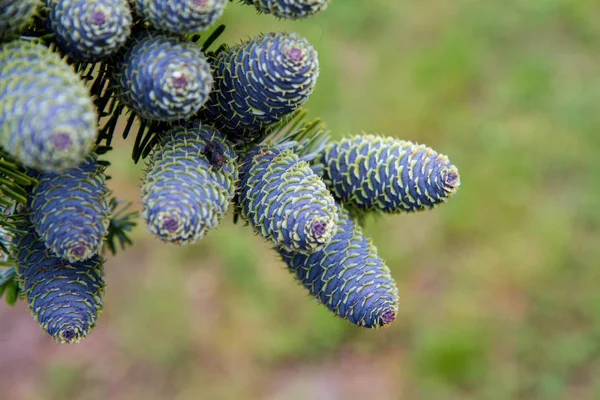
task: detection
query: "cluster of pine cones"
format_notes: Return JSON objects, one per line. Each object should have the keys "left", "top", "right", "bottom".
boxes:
{"left": 0, "top": 0, "right": 461, "bottom": 344}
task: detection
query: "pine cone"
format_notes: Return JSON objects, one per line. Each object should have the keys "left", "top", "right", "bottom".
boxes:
{"left": 29, "top": 155, "right": 110, "bottom": 262}
{"left": 0, "top": 40, "right": 98, "bottom": 171}
{"left": 242, "top": 0, "right": 329, "bottom": 20}
{"left": 199, "top": 32, "right": 319, "bottom": 144}
{"left": 44, "top": 0, "right": 133, "bottom": 62}
{"left": 237, "top": 144, "right": 338, "bottom": 253}
{"left": 278, "top": 206, "right": 399, "bottom": 328}
{"left": 132, "top": 0, "right": 226, "bottom": 34}
{"left": 0, "top": 0, "right": 38, "bottom": 41}
{"left": 13, "top": 224, "right": 105, "bottom": 344}
{"left": 115, "top": 33, "right": 213, "bottom": 122}
{"left": 142, "top": 123, "right": 238, "bottom": 245}
{"left": 317, "top": 134, "right": 460, "bottom": 214}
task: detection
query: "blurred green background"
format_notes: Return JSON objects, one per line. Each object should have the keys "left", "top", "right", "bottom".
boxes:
{"left": 3, "top": 0, "right": 600, "bottom": 399}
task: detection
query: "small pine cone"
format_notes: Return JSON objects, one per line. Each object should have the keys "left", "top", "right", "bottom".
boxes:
{"left": 0, "top": 0, "right": 38, "bottom": 41}
{"left": 45, "top": 0, "right": 132, "bottom": 62}
{"left": 238, "top": 144, "right": 338, "bottom": 254}
{"left": 317, "top": 134, "right": 461, "bottom": 214}
{"left": 200, "top": 32, "right": 319, "bottom": 144}
{"left": 278, "top": 206, "right": 399, "bottom": 328}
{"left": 243, "top": 0, "right": 329, "bottom": 20}
{"left": 29, "top": 155, "right": 110, "bottom": 262}
{"left": 133, "top": 0, "right": 226, "bottom": 34}
{"left": 142, "top": 123, "right": 238, "bottom": 245}
{"left": 13, "top": 224, "right": 105, "bottom": 344}
{"left": 115, "top": 33, "right": 213, "bottom": 122}
{"left": 0, "top": 40, "right": 98, "bottom": 171}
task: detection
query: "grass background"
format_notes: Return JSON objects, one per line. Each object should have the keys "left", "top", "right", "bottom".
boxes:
{"left": 2, "top": 0, "right": 600, "bottom": 398}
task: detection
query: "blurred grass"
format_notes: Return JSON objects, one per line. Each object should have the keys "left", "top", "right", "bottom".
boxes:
{"left": 3, "top": 0, "right": 600, "bottom": 399}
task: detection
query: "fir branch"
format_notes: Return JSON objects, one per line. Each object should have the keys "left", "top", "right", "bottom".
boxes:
{"left": 262, "top": 108, "right": 331, "bottom": 166}
{"left": 104, "top": 197, "right": 139, "bottom": 256}
{"left": 201, "top": 24, "right": 226, "bottom": 53}
{"left": 0, "top": 267, "right": 19, "bottom": 306}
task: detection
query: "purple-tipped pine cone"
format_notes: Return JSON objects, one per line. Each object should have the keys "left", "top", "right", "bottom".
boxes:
{"left": 142, "top": 123, "right": 238, "bottom": 245}
{"left": 115, "top": 33, "right": 213, "bottom": 122}
{"left": 13, "top": 223, "right": 105, "bottom": 344}
{"left": 278, "top": 206, "right": 399, "bottom": 328}
{"left": 237, "top": 144, "right": 338, "bottom": 253}
{"left": 199, "top": 32, "right": 319, "bottom": 144}
{"left": 0, "top": 40, "right": 98, "bottom": 171}
{"left": 28, "top": 155, "right": 110, "bottom": 262}
{"left": 242, "top": 0, "right": 330, "bottom": 20}
{"left": 133, "top": 0, "right": 226, "bottom": 34}
{"left": 45, "top": 0, "right": 132, "bottom": 61}
{"left": 317, "top": 134, "right": 460, "bottom": 214}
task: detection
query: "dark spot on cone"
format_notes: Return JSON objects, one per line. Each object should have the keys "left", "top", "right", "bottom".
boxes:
{"left": 444, "top": 170, "right": 459, "bottom": 188}
{"left": 287, "top": 48, "right": 303, "bottom": 62}
{"left": 51, "top": 133, "right": 72, "bottom": 151}
{"left": 61, "top": 328, "right": 76, "bottom": 342}
{"left": 171, "top": 72, "right": 189, "bottom": 88}
{"left": 90, "top": 10, "right": 108, "bottom": 25}
{"left": 162, "top": 216, "right": 179, "bottom": 233}
{"left": 71, "top": 243, "right": 87, "bottom": 258}
{"left": 310, "top": 221, "right": 328, "bottom": 238}
{"left": 380, "top": 310, "right": 396, "bottom": 326}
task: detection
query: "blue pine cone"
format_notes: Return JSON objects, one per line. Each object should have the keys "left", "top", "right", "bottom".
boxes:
{"left": 13, "top": 224, "right": 105, "bottom": 344}
{"left": 238, "top": 144, "right": 338, "bottom": 253}
{"left": 45, "top": 0, "right": 133, "bottom": 61}
{"left": 29, "top": 155, "right": 110, "bottom": 262}
{"left": 142, "top": 123, "right": 238, "bottom": 245}
{"left": 242, "top": 0, "right": 330, "bottom": 20}
{"left": 0, "top": 40, "right": 98, "bottom": 171}
{"left": 115, "top": 33, "right": 213, "bottom": 122}
{"left": 278, "top": 206, "right": 399, "bottom": 328}
{"left": 133, "top": 0, "right": 226, "bottom": 34}
{"left": 317, "top": 134, "right": 461, "bottom": 214}
{"left": 200, "top": 32, "right": 319, "bottom": 144}
{"left": 0, "top": 0, "right": 38, "bottom": 41}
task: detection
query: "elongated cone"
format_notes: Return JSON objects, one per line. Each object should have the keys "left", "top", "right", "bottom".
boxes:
{"left": 13, "top": 224, "right": 105, "bottom": 344}
{"left": 29, "top": 155, "right": 110, "bottom": 262}
{"left": 0, "top": 0, "right": 38, "bottom": 41}
{"left": 278, "top": 206, "right": 399, "bottom": 328}
{"left": 115, "top": 33, "right": 213, "bottom": 122}
{"left": 142, "top": 123, "right": 238, "bottom": 245}
{"left": 317, "top": 134, "right": 460, "bottom": 214}
{"left": 0, "top": 40, "right": 98, "bottom": 171}
{"left": 45, "top": 0, "right": 132, "bottom": 61}
{"left": 133, "top": 0, "right": 226, "bottom": 34}
{"left": 242, "top": 0, "right": 329, "bottom": 20}
{"left": 199, "top": 32, "right": 319, "bottom": 144}
{"left": 238, "top": 144, "right": 338, "bottom": 254}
